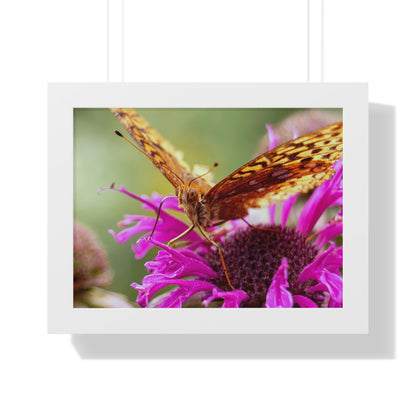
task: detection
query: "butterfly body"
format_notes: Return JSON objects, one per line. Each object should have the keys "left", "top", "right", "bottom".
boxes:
{"left": 176, "top": 183, "right": 211, "bottom": 228}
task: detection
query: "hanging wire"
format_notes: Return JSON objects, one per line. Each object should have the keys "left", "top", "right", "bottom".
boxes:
{"left": 307, "top": 0, "right": 325, "bottom": 82}
{"left": 107, "top": 0, "right": 110, "bottom": 82}
{"left": 110, "top": 1, "right": 323, "bottom": 84}
{"left": 121, "top": 0, "right": 125, "bottom": 82}
{"left": 321, "top": 0, "right": 325, "bottom": 82}
{"left": 307, "top": 0, "right": 310, "bottom": 82}
{"left": 107, "top": 0, "right": 125, "bottom": 82}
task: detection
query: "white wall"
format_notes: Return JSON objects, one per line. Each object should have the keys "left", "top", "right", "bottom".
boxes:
{"left": 1, "top": 1, "right": 413, "bottom": 415}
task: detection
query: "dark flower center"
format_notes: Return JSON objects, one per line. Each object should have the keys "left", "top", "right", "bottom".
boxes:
{"left": 206, "top": 225, "right": 318, "bottom": 307}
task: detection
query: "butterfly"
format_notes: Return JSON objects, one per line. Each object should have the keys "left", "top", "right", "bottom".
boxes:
{"left": 111, "top": 108, "right": 343, "bottom": 289}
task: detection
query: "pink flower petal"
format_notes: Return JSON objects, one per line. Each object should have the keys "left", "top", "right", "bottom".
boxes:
{"left": 268, "top": 204, "right": 277, "bottom": 224}
{"left": 131, "top": 279, "right": 220, "bottom": 308}
{"left": 297, "top": 160, "right": 343, "bottom": 236}
{"left": 266, "top": 124, "right": 280, "bottom": 150}
{"left": 292, "top": 295, "right": 318, "bottom": 308}
{"left": 281, "top": 194, "right": 299, "bottom": 227}
{"left": 314, "top": 211, "right": 343, "bottom": 249}
{"left": 143, "top": 240, "right": 219, "bottom": 280}
{"left": 318, "top": 269, "right": 343, "bottom": 306}
{"left": 202, "top": 288, "right": 249, "bottom": 308}
{"left": 265, "top": 258, "right": 293, "bottom": 308}
{"left": 105, "top": 187, "right": 203, "bottom": 258}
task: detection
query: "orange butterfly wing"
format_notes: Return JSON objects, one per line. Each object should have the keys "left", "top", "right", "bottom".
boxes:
{"left": 204, "top": 122, "right": 343, "bottom": 222}
{"left": 110, "top": 108, "right": 212, "bottom": 194}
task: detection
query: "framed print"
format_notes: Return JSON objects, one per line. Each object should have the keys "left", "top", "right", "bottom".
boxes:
{"left": 48, "top": 83, "right": 368, "bottom": 334}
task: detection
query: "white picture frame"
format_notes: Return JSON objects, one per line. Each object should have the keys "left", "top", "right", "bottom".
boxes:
{"left": 48, "top": 82, "right": 368, "bottom": 334}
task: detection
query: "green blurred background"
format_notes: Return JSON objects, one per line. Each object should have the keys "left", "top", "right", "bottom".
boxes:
{"left": 74, "top": 108, "right": 341, "bottom": 303}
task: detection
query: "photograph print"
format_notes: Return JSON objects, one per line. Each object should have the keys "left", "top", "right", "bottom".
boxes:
{"left": 74, "top": 107, "right": 343, "bottom": 309}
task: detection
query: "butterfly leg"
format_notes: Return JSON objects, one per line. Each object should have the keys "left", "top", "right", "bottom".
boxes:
{"left": 198, "top": 226, "right": 235, "bottom": 291}
{"left": 166, "top": 224, "right": 195, "bottom": 247}
{"left": 149, "top": 195, "right": 179, "bottom": 240}
{"left": 207, "top": 220, "right": 228, "bottom": 228}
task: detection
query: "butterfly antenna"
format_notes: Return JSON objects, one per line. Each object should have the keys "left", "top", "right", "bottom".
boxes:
{"left": 114, "top": 130, "right": 147, "bottom": 156}
{"left": 149, "top": 195, "right": 179, "bottom": 240}
{"left": 114, "top": 130, "right": 185, "bottom": 186}
{"left": 188, "top": 162, "right": 219, "bottom": 187}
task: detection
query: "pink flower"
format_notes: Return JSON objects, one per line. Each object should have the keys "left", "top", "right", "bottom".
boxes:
{"left": 104, "top": 125, "right": 343, "bottom": 308}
